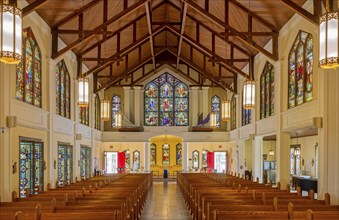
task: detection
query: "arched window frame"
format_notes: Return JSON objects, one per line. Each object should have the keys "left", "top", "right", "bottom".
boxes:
{"left": 56, "top": 60, "right": 71, "bottom": 119}
{"left": 230, "top": 95, "right": 236, "bottom": 130}
{"left": 94, "top": 96, "right": 101, "bottom": 130}
{"left": 211, "top": 95, "right": 221, "bottom": 128}
{"left": 260, "top": 62, "right": 275, "bottom": 119}
{"left": 16, "top": 27, "right": 42, "bottom": 107}
{"left": 144, "top": 73, "right": 189, "bottom": 126}
{"left": 111, "top": 95, "right": 121, "bottom": 127}
{"left": 288, "top": 31, "right": 313, "bottom": 109}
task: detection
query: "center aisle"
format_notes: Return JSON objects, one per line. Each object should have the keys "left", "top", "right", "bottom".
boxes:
{"left": 140, "top": 181, "right": 192, "bottom": 220}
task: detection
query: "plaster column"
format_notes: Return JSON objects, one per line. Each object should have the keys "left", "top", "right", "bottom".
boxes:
{"left": 144, "top": 142, "right": 150, "bottom": 172}
{"left": 182, "top": 142, "right": 188, "bottom": 172}
{"left": 0, "top": 64, "right": 13, "bottom": 201}
{"left": 133, "top": 86, "right": 142, "bottom": 126}
{"left": 190, "top": 87, "right": 199, "bottom": 126}
{"left": 123, "top": 87, "right": 131, "bottom": 120}
{"left": 201, "top": 87, "right": 209, "bottom": 117}
{"left": 48, "top": 59, "right": 56, "bottom": 188}
{"left": 252, "top": 137, "right": 263, "bottom": 182}
{"left": 276, "top": 132, "right": 291, "bottom": 188}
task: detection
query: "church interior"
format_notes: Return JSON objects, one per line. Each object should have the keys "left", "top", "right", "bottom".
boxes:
{"left": 0, "top": 0, "right": 339, "bottom": 219}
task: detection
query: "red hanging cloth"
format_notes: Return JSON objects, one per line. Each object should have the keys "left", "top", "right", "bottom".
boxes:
{"left": 118, "top": 152, "right": 126, "bottom": 173}
{"left": 207, "top": 152, "right": 214, "bottom": 172}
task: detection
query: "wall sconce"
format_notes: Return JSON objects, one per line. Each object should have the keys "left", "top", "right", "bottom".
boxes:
{"left": 312, "top": 159, "right": 315, "bottom": 166}
{"left": 78, "top": 160, "right": 80, "bottom": 167}
{"left": 12, "top": 161, "right": 17, "bottom": 174}
{"left": 53, "top": 160, "right": 56, "bottom": 169}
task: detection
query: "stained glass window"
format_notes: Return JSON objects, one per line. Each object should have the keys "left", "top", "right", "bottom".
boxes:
{"left": 150, "top": 143, "right": 156, "bottom": 166}
{"left": 16, "top": 27, "right": 42, "bottom": 107}
{"left": 112, "top": 95, "right": 121, "bottom": 127}
{"left": 230, "top": 96, "right": 236, "bottom": 130}
{"left": 133, "top": 150, "right": 140, "bottom": 170}
{"left": 192, "top": 150, "right": 199, "bottom": 169}
{"left": 260, "top": 62, "right": 275, "bottom": 119}
{"left": 288, "top": 31, "right": 313, "bottom": 109}
{"left": 202, "top": 150, "right": 208, "bottom": 168}
{"left": 56, "top": 60, "right": 71, "bottom": 119}
{"left": 162, "top": 144, "right": 170, "bottom": 165}
{"left": 290, "top": 145, "right": 301, "bottom": 176}
{"left": 124, "top": 150, "right": 130, "bottom": 169}
{"left": 58, "top": 145, "right": 73, "bottom": 186}
{"left": 242, "top": 91, "right": 251, "bottom": 126}
{"left": 19, "top": 141, "right": 43, "bottom": 198}
{"left": 94, "top": 96, "right": 101, "bottom": 130}
{"left": 176, "top": 144, "right": 182, "bottom": 165}
{"left": 79, "top": 106, "right": 89, "bottom": 126}
{"left": 211, "top": 96, "right": 221, "bottom": 128}
{"left": 145, "top": 73, "right": 189, "bottom": 126}
{"left": 80, "top": 147, "right": 91, "bottom": 179}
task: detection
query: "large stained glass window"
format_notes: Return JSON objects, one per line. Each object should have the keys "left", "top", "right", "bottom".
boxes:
{"left": 242, "top": 91, "right": 251, "bottom": 126}
{"left": 56, "top": 60, "right": 71, "bottom": 119}
{"left": 211, "top": 95, "right": 221, "bottom": 128}
{"left": 145, "top": 73, "right": 189, "bottom": 126}
{"left": 94, "top": 96, "right": 101, "bottom": 130}
{"left": 58, "top": 144, "right": 73, "bottom": 186}
{"left": 16, "top": 27, "right": 41, "bottom": 107}
{"left": 230, "top": 96, "right": 236, "bottom": 130}
{"left": 112, "top": 95, "right": 121, "bottom": 127}
{"left": 288, "top": 31, "right": 313, "bottom": 109}
{"left": 260, "top": 62, "right": 275, "bottom": 119}
{"left": 19, "top": 141, "right": 43, "bottom": 198}
{"left": 79, "top": 106, "right": 89, "bottom": 126}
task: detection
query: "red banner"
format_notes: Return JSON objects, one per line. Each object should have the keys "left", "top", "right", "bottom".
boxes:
{"left": 118, "top": 152, "right": 126, "bottom": 169}
{"left": 207, "top": 152, "right": 214, "bottom": 172}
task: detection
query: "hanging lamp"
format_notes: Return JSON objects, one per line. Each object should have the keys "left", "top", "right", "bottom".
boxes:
{"left": 243, "top": 56, "right": 255, "bottom": 109}
{"left": 221, "top": 95, "right": 231, "bottom": 121}
{"left": 268, "top": 141, "right": 274, "bottom": 156}
{"left": 100, "top": 92, "right": 110, "bottom": 121}
{"left": 210, "top": 112, "right": 217, "bottom": 128}
{"left": 0, "top": 0, "right": 22, "bottom": 64}
{"left": 319, "top": 0, "right": 339, "bottom": 69}
{"left": 115, "top": 111, "right": 122, "bottom": 128}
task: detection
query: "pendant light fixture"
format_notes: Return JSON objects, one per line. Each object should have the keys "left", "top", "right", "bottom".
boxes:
{"left": 0, "top": 0, "right": 22, "bottom": 64}
{"left": 319, "top": 0, "right": 339, "bottom": 69}
{"left": 210, "top": 112, "right": 217, "bottom": 128}
{"left": 243, "top": 57, "right": 255, "bottom": 109}
{"left": 100, "top": 92, "right": 110, "bottom": 121}
{"left": 115, "top": 111, "right": 122, "bottom": 128}
{"left": 222, "top": 95, "right": 231, "bottom": 121}
{"left": 77, "top": 0, "right": 89, "bottom": 107}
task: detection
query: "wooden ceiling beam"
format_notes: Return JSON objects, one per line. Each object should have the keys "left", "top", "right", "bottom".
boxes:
{"left": 184, "top": 0, "right": 279, "bottom": 61}
{"left": 166, "top": 25, "right": 249, "bottom": 79}
{"left": 97, "top": 49, "right": 166, "bottom": 92}
{"left": 145, "top": 1, "right": 156, "bottom": 70}
{"left": 56, "top": 29, "right": 114, "bottom": 35}
{"left": 176, "top": 2, "right": 188, "bottom": 69}
{"left": 22, "top": 0, "right": 47, "bottom": 17}
{"left": 166, "top": 48, "right": 233, "bottom": 92}
{"left": 280, "top": 0, "right": 319, "bottom": 25}
{"left": 220, "top": 31, "right": 277, "bottom": 36}
{"left": 51, "top": 0, "right": 150, "bottom": 60}
{"left": 83, "top": 25, "right": 166, "bottom": 77}
{"left": 52, "top": 0, "right": 102, "bottom": 29}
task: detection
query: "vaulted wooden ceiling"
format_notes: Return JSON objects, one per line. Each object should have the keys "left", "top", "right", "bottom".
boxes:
{"left": 25, "top": 0, "right": 322, "bottom": 93}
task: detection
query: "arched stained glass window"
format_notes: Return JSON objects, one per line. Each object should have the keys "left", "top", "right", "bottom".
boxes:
{"left": 16, "top": 27, "right": 42, "bottom": 107}
{"left": 242, "top": 91, "right": 251, "bottom": 126}
{"left": 288, "top": 31, "right": 313, "bottom": 109}
{"left": 111, "top": 95, "right": 121, "bottom": 127}
{"left": 211, "top": 95, "right": 221, "bottom": 128}
{"left": 94, "top": 96, "right": 101, "bottom": 130}
{"left": 150, "top": 143, "right": 156, "bottom": 166}
{"left": 145, "top": 73, "right": 189, "bottom": 126}
{"left": 230, "top": 95, "right": 236, "bottom": 130}
{"left": 56, "top": 60, "right": 71, "bottom": 119}
{"left": 176, "top": 143, "right": 182, "bottom": 165}
{"left": 79, "top": 106, "right": 89, "bottom": 126}
{"left": 260, "top": 62, "right": 275, "bottom": 119}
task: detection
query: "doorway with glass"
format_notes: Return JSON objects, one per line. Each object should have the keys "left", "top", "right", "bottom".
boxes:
{"left": 105, "top": 152, "right": 118, "bottom": 174}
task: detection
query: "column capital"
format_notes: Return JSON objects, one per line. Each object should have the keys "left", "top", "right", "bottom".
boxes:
{"left": 123, "top": 86, "right": 132, "bottom": 90}
{"left": 190, "top": 86, "right": 200, "bottom": 90}
{"left": 202, "top": 86, "right": 210, "bottom": 90}
{"left": 133, "top": 86, "right": 143, "bottom": 90}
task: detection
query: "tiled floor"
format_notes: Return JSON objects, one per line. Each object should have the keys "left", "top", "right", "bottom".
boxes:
{"left": 140, "top": 181, "right": 192, "bottom": 220}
